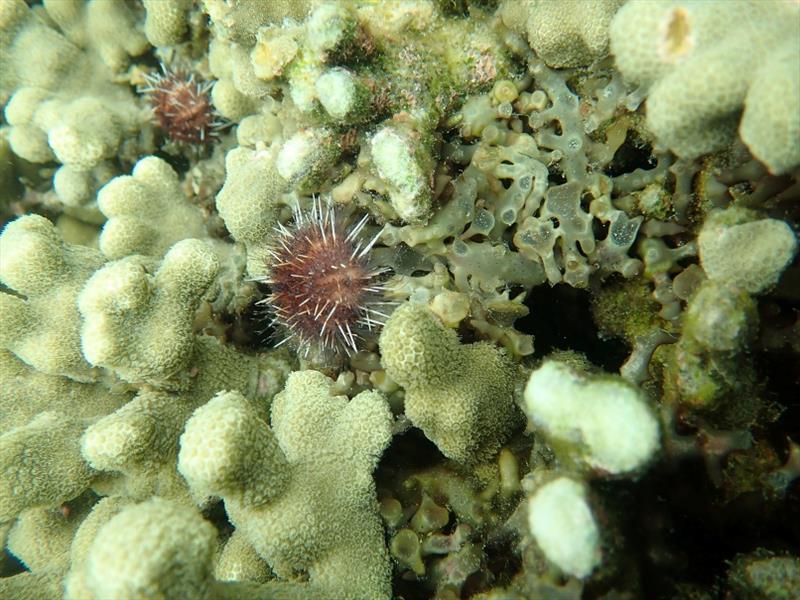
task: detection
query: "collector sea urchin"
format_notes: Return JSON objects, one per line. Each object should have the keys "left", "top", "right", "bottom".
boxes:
{"left": 140, "top": 63, "right": 227, "bottom": 147}
{"left": 257, "top": 198, "right": 393, "bottom": 361}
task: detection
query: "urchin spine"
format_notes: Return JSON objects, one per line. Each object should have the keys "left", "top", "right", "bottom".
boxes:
{"left": 257, "top": 198, "right": 392, "bottom": 359}
{"left": 140, "top": 63, "right": 227, "bottom": 146}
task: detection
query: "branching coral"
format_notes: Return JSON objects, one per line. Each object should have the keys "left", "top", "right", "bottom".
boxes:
{"left": 610, "top": 0, "right": 800, "bottom": 173}
{"left": 379, "top": 302, "right": 523, "bottom": 464}
{"left": 1, "top": 0, "right": 799, "bottom": 598}
{"left": 97, "top": 156, "right": 208, "bottom": 260}
{"left": 214, "top": 147, "right": 287, "bottom": 278}
{"left": 141, "top": 0, "right": 191, "bottom": 48}
{"left": 79, "top": 239, "right": 218, "bottom": 386}
{"left": 1, "top": 0, "right": 149, "bottom": 214}
{"left": 0, "top": 413, "right": 93, "bottom": 522}
{"left": 67, "top": 497, "right": 217, "bottom": 600}
{"left": 502, "top": 0, "right": 626, "bottom": 68}
{"left": 0, "top": 215, "right": 104, "bottom": 381}
{"left": 179, "top": 373, "right": 394, "bottom": 599}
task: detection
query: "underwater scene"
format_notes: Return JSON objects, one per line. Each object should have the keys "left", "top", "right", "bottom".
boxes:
{"left": 1, "top": 1, "right": 799, "bottom": 598}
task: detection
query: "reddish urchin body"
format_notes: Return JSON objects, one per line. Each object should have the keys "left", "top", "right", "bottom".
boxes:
{"left": 258, "top": 199, "right": 392, "bottom": 361}
{"left": 141, "top": 64, "right": 225, "bottom": 146}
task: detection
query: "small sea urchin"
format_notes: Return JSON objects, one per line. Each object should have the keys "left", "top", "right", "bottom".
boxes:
{"left": 257, "top": 198, "right": 393, "bottom": 361}
{"left": 140, "top": 64, "right": 226, "bottom": 147}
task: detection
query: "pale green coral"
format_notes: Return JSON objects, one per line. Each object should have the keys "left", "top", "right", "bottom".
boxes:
{"left": 0, "top": 413, "right": 92, "bottom": 521}
{"left": 178, "top": 390, "right": 290, "bottom": 506}
{"left": 1, "top": 497, "right": 94, "bottom": 600}
{"left": 142, "top": 0, "right": 191, "bottom": 47}
{"left": 78, "top": 239, "right": 218, "bottom": 386}
{"left": 215, "top": 530, "right": 272, "bottom": 584}
{"left": 48, "top": 98, "right": 137, "bottom": 170}
{"left": 1, "top": 1, "right": 799, "bottom": 597}
{"left": 506, "top": 0, "right": 625, "bottom": 68}
{"left": 203, "top": 0, "right": 314, "bottom": 44}
{"left": 203, "top": 0, "right": 315, "bottom": 110}
{"left": 53, "top": 163, "right": 116, "bottom": 224}
{"left": 63, "top": 496, "right": 310, "bottom": 600}
{"left": 70, "top": 498, "right": 217, "bottom": 600}
{"left": 7, "top": 499, "right": 92, "bottom": 574}
{"left": 698, "top": 207, "right": 798, "bottom": 296}
{"left": 97, "top": 156, "right": 208, "bottom": 260}
{"left": 209, "top": 40, "right": 263, "bottom": 120}
{"left": 66, "top": 236, "right": 293, "bottom": 503}
{"left": 80, "top": 390, "right": 196, "bottom": 503}
{"left": 738, "top": 40, "right": 800, "bottom": 175}
{"left": 179, "top": 373, "right": 394, "bottom": 599}
{"left": 0, "top": 215, "right": 104, "bottom": 381}
{"left": 63, "top": 496, "right": 129, "bottom": 599}
{"left": 0, "top": 350, "right": 128, "bottom": 433}
{"left": 4, "top": 77, "right": 141, "bottom": 172}
{"left": 42, "top": 0, "right": 149, "bottom": 72}
{"left": 610, "top": 0, "right": 800, "bottom": 173}
{"left": 379, "top": 302, "right": 523, "bottom": 464}
{"left": 0, "top": 213, "right": 294, "bottom": 523}
{"left": 215, "top": 147, "right": 286, "bottom": 278}
{"left": 1, "top": 0, "right": 148, "bottom": 211}
{"left": 0, "top": 571, "right": 62, "bottom": 600}
{"left": 1, "top": 1, "right": 81, "bottom": 98}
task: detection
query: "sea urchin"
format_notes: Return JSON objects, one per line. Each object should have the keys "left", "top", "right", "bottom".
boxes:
{"left": 257, "top": 198, "right": 392, "bottom": 361}
{"left": 140, "top": 64, "right": 226, "bottom": 147}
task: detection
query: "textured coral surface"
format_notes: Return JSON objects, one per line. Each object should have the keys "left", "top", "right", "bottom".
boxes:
{"left": 1, "top": 1, "right": 798, "bottom": 599}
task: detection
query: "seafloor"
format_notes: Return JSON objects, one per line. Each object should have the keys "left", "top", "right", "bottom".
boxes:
{"left": 1, "top": 1, "right": 798, "bottom": 599}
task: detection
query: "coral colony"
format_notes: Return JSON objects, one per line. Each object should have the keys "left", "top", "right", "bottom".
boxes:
{"left": 1, "top": 1, "right": 799, "bottom": 599}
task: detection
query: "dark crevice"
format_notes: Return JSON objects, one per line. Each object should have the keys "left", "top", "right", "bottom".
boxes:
{"left": 0, "top": 549, "right": 26, "bottom": 578}
{"left": 203, "top": 499, "right": 235, "bottom": 542}
{"left": 223, "top": 287, "right": 275, "bottom": 352}
{"left": 604, "top": 451, "right": 800, "bottom": 598}
{"left": 153, "top": 149, "right": 191, "bottom": 175}
{"left": 547, "top": 169, "right": 566, "bottom": 186}
{"left": 378, "top": 428, "right": 444, "bottom": 474}
{"left": 605, "top": 135, "right": 656, "bottom": 178}
{"left": 517, "top": 283, "right": 629, "bottom": 372}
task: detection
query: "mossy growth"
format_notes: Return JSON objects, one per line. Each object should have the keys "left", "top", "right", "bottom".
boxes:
{"left": 591, "top": 275, "right": 666, "bottom": 344}
{"left": 657, "top": 339, "right": 770, "bottom": 430}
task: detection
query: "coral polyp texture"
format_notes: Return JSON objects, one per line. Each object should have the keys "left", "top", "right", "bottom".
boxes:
{"left": 379, "top": 301, "right": 523, "bottom": 465}
{"left": 610, "top": 0, "right": 800, "bottom": 173}
{"left": 1, "top": 0, "right": 799, "bottom": 599}
{"left": 258, "top": 198, "right": 390, "bottom": 361}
